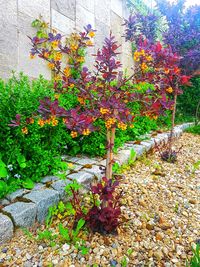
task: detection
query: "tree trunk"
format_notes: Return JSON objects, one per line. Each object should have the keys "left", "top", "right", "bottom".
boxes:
{"left": 105, "top": 127, "right": 116, "bottom": 179}
{"left": 169, "top": 93, "right": 177, "bottom": 152}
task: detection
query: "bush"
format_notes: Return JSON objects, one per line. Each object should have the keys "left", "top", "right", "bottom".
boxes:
{"left": 0, "top": 73, "right": 170, "bottom": 198}
{"left": 186, "top": 125, "right": 200, "bottom": 135}
{"left": 176, "top": 76, "right": 200, "bottom": 122}
{"left": 0, "top": 74, "right": 74, "bottom": 198}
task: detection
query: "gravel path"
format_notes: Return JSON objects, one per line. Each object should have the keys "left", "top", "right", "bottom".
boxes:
{"left": 0, "top": 133, "right": 199, "bottom": 267}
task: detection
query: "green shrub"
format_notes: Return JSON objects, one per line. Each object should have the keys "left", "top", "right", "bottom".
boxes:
{"left": 177, "top": 76, "right": 200, "bottom": 122}
{"left": 0, "top": 73, "right": 171, "bottom": 198}
{"left": 0, "top": 74, "right": 74, "bottom": 197}
{"left": 186, "top": 125, "right": 200, "bottom": 135}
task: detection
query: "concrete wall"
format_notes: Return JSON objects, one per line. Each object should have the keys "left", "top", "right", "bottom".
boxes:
{"left": 0, "top": 0, "right": 133, "bottom": 80}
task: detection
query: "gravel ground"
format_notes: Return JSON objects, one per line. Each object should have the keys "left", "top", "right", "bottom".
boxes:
{"left": 0, "top": 132, "right": 199, "bottom": 267}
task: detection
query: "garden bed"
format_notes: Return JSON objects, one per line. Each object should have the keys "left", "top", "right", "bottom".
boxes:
{"left": 0, "top": 124, "right": 199, "bottom": 266}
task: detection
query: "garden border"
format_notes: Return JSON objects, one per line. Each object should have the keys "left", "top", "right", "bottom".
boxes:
{"left": 0, "top": 122, "right": 193, "bottom": 244}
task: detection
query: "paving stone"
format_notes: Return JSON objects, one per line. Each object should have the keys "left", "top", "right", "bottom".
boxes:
{"left": 0, "top": 199, "right": 10, "bottom": 206}
{"left": 116, "top": 149, "right": 133, "bottom": 165}
{"left": 66, "top": 157, "right": 81, "bottom": 163}
{"left": 3, "top": 202, "right": 37, "bottom": 227}
{"left": 0, "top": 214, "right": 14, "bottom": 245}
{"left": 24, "top": 189, "right": 60, "bottom": 223}
{"left": 6, "top": 189, "right": 28, "bottom": 201}
{"left": 32, "top": 183, "right": 45, "bottom": 191}
{"left": 82, "top": 165, "right": 105, "bottom": 180}
{"left": 131, "top": 145, "right": 146, "bottom": 158}
{"left": 41, "top": 175, "right": 59, "bottom": 184}
{"left": 99, "top": 159, "right": 106, "bottom": 167}
{"left": 75, "top": 158, "right": 98, "bottom": 166}
{"left": 67, "top": 171, "right": 94, "bottom": 185}
{"left": 140, "top": 141, "right": 154, "bottom": 151}
{"left": 51, "top": 180, "right": 70, "bottom": 199}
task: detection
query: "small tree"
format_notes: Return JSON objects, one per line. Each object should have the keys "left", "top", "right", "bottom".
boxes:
{"left": 25, "top": 20, "right": 166, "bottom": 178}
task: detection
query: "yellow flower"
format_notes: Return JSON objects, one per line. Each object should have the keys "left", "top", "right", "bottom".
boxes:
{"left": 48, "top": 62, "right": 55, "bottom": 69}
{"left": 86, "top": 40, "right": 93, "bottom": 46}
{"left": 22, "top": 127, "right": 28, "bottom": 134}
{"left": 51, "top": 116, "right": 58, "bottom": 126}
{"left": 51, "top": 40, "right": 59, "bottom": 48}
{"left": 140, "top": 49, "right": 145, "bottom": 56}
{"left": 54, "top": 75, "right": 61, "bottom": 82}
{"left": 70, "top": 43, "right": 78, "bottom": 51}
{"left": 69, "top": 84, "right": 75, "bottom": 89}
{"left": 88, "top": 31, "right": 95, "bottom": 38}
{"left": 77, "top": 57, "right": 85, "bottom": 63}
{"left": 100, "top": 107, "right": 110, "bottom": 115}
{"left": 166, "top": 87, "right": 173, "bottom": 93}
{"left": 54, "top": 52, "right": 62, "bottom": 61}
{"left": 30, "top": 54, "right": 35, "bottom": 59}
{"left": 64, "top": 67, "right": 71, "bottom": 77}
{"left": 141, "top": 62, "right": 148, "bottom": 71}
{"left": 71, "top": 131, "right": 78, "bottom": 138}
{"left": 68, "top": 163, "right": 74, "bottom": 169}
{"left": 117, "top": 122, "right": 127, "bottom": 131}
{"left": 153, "top": 115, "right": 158, "bottom": 120}
{"left": 130, "top": 124, "right": 134, "bottom": 128}
{"left": 105, "top": 118, "right": 116, "bottom": 129}
{"left": 29, "top": 118, "right": 34, "bottom": 124}
{"left": 45, "top": 118, "right": 51, "bottom": 125}
{"left": 43, "top": 52, "right": 49, "bottom": 59}
{"left": 146, "top": 55, "right": 153, "bottom": 61}
{"left": 38, "top": 119, "right": 45, "bottom": 127}
{"left": 54, "top": 93, "right": 60, "bottom": 99}
{"left": 57, "top": 214, "right": 63, "bottom": 219}
{"left": 82, "top": 128, "right": 91, "bottom": 136}
{"left": 78, "top": 97, "right": 85, "bottom": 105}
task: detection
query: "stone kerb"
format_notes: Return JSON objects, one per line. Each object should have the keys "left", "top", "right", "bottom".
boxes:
{"left": 0, "top": 123, "right": 193, "bottom": 243}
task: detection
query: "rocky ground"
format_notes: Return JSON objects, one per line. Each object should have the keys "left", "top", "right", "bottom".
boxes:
{"left": 0, "top": 132, "right": 199, "bottom": 267}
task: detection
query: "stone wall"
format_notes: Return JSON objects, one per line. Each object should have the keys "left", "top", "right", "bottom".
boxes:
{"left": 0, "top": 0, "right": 133, "bottom": 80}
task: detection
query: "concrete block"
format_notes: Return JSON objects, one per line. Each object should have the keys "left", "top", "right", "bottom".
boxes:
{"left": 76, "top": 4, "right": 95, "bottom": 31}
{"left": 41, "top": 175, "right": 59, "bottom": 184}
{"left": 95, "top": 0, "right": 110, "bottom": 26}
{"left": 3, "top": 202, "right": 37, "bottom": 227}
{"left": 51, "top": 0, "right": 76, "bottom": 20}
{"left": 0, "top": 214, "right": 14, "bottom": 244}
{"left": 76, "top": 0, "right": 95, "bottom": 13}
{"left": 82, "top": 165, "right": 104, "bottom": 180}
{"left": 67, "top": 171, "right": 94, "bottom": 184}
{"left": 51, "top": 8, "right": 75, "bottom": 34}
{"left": 24, "top": 189, "right": 60, "bottom": 223}
{"left": 51, "top": 179, "right": 70, "bottom": 199}
{"left": 6, "top": 189, "right": 28, "bottom": 201}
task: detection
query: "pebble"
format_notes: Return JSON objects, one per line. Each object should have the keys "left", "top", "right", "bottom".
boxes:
{"left": 62, "top": 244, "right": 70, "bottom": 252}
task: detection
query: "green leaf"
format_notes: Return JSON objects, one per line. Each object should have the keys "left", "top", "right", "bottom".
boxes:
{"left": 22, "top": 178, "right": 34, "bottom": 189}
{"left": 59, "top": 223, "right": 70, "bottom": 242}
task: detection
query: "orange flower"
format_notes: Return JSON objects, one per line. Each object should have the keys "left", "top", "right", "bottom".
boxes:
{"left": 38, "top": 119, "right": 45, "bottom": 127}
{"left": 82, "top": 128, "right": 90, "bottom": 136}
{"left": 78, "top": 97, "right": 85, "bottom": 105}
{"left": 105, "top": 118, "right": 116, "bottom": 129}
{"left": 54, "top": 93, "right": 60, "bottom": 99}
{"left": 70, "top": 43, "right": 78, "bottom": 51}
{"left": 29, "top": 118, "right": 34, "bottom": 124}
{"left": 86, "top": 40, "right": 93, "bottom": 46}
{"left": 100, "top": 107, "right": 110, "bottom": 115}
{"left": 71, "top": 131, "right": 78, "bottom": 138}
{"left": 141, "top": 62, "right": 148, "bottom": 71}
{"left": 69, "top": 84, "right": 75, "bottom": 89}
{"left": 77, "top": 57, "right": 85, "bottom": 63}
{"left": 51, "top": 40, "right": 59, "bottom": 48}
{"left": 21, "top": 127, "right": 28, "bottom": 134}
{"left": 48, "top": 62, "right": 55, "bottom": 69}
{"left": 164, "top": 68, "right": 170, "bottom": 74}
{"left": 54, "top": 52, "right": 62, "bottom": 61}
{"left": 30, "top": 54, "right": 35, "bottom": 59}
{"left": 64, "top": 67, "right": 71, "bottom": 77}
{"left": 88, "top": 31, "right": 95, "bottom": 38}
{"left": 117, "top": 122, "right": 127, "bottom": 131}
{"left": 166, "top": 87, "right": 173, "bottom": 93}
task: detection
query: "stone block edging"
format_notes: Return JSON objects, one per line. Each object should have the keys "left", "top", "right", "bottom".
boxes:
{"left": 0, "top": 122, "right": 194, "bottom": 244}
